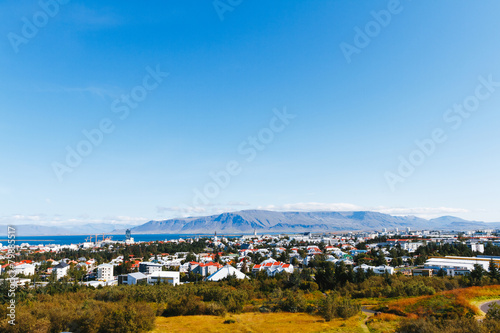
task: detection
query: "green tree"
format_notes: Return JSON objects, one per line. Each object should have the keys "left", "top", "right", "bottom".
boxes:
{"left": 470, "top": 264, "right": 485, "bottom": 285}
{"left": 488, "top": 260, "right": 499, "bottom": 281}
{"left": 374, "top": 250, "right": 387, "bottom": 266}
{"left": 436, "top": 268, "right": 447, "bottom": 277}
{"left": 185, "top": 252, "right": 197, "bottom": 263}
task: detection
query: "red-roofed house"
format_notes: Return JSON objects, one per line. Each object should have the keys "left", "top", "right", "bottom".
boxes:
{"left": 192, "top": 262, "right": 223, "bottom": 276}
{"left": 252, "top": 260, "right": 294, "bottom": 276}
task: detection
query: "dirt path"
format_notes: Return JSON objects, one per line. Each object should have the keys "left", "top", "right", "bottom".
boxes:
{"left": 360, "top": 306, "right": 378, "bottom": 333}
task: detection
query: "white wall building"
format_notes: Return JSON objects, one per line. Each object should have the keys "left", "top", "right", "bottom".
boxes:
{"left": 423, "top": 256, "right": 494, "bottom": 274}
{"left": 53, "top": 262, "right": 70, "bottom": 280}
{"left": 354, "top": 264, "right": 395, "bottom": 275}
{"left": 147, "top": 271, "right": 180, "bottom": 285}
{"left": 13, "top": 264, "right": 35, "bottom": 276}
{"left": 139, "top": 262, "right": 162, "bottom": 274}
{"left": 119, "top": 272, "right": 147, "bottom": 285}
{"left": 206, "top": 265, "right": 249, "bottom": 281}
{"left": 97, "top": 264, "right": 114, "bottom": 281}
{"left": 468, "top": 243, "right": 485, "bottom": 253}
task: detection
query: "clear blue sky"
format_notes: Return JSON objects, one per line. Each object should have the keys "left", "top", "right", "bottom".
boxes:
{"left": 1, "top": 0, "right": 500, "bottom": 227}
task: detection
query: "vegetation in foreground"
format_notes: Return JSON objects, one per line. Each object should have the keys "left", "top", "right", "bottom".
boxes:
{"left": 369, "top": 285, "right": 500, "bottom": 333}
{"left": 2, "top": 248, "right": 500, "bottom": 333}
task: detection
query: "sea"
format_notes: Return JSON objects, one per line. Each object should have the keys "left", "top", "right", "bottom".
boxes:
{"left": 0, "top": 233, "right": 228, "bottom": 246}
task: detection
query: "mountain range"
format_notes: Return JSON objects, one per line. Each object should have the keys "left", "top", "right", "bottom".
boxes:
{"left": 3, "top": 211, "right": 499, "bottom": 236}
{"left": 126, "top": 210, "right": 500, "bottom": 234}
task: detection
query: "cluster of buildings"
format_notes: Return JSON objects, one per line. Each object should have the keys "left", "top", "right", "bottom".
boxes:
{"left": 1, "top": 227, "right": 500, "bottom": 287}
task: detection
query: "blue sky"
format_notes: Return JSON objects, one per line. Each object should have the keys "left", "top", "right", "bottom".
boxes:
{"left": 1, "top": 0, "right": 500, "bottom": 227}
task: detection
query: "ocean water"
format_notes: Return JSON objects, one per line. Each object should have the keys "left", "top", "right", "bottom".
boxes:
{"left": 0, "top": 233, "right": 220, "bottom": 246}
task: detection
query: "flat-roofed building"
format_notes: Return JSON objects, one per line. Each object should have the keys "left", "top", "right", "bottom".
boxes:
{"left": 139, "top": 262, "right": 163, "bottom": 274}
{"left": 147, "top": 271, "right": 180, "bottom": 286}
{"left": 118, "top": 272, "right": 147, "bottom": 285}
{"left": 97, "top": 264, "right": 114, "bottom": 281}
{"left": 423, "top": 256, "right": 499, "bottom": 275}
{"left": 413, "top": 268, "right": 433, "bottom": 277}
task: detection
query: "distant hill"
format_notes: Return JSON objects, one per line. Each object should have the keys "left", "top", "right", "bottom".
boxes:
{"left": 127, "top": 210, "right": 500, "bottom": 234}
{"left": 0, "top": 223, "right": 135, "bottom": 236}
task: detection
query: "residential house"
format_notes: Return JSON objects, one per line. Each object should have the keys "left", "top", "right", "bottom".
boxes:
{"left": 412, "top": 268, "right": 433, "bottom": 277}
{"left": 191, "top": 262, "right": 223, "bottom": 276}
{"left": 53, "top": 262, "right": 70, "bottom": 280}
{"left": 206, "top": 265, "right": 249, "bottom": 281}
{"left": 252, "top": 260, "right": 294, "bottom": 276}
{"left": 13, "top": 263, "right": 35, "bottom": 276}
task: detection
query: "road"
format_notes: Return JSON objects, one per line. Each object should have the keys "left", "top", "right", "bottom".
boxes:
{"left": 480, "top": 299, "right": 500, "bottom": 314}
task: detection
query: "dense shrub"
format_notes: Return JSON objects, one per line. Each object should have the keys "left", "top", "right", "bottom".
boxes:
{"left": 320, "top": 293, "right": 360, "bottom": 321}
{"left": 0, "top": 296, "right": 155, "bottom": 333}
{"left": 397, "top": 317, "right": 486, "bottom": 333}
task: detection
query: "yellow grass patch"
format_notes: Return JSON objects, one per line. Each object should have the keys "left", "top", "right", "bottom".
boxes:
{"left": 377, "top": 285, "right": 500, "bottom": 319}
{"left": 365, "top": 312, "right": 403, "bottom": 333}
{"left": 153, "top": 312, "right": 365, "bottom": 333}
{"left": 373, "top": 313, "right": 400, "bottom": 321}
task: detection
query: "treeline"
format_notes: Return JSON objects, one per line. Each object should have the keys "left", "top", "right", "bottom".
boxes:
{"left": 0, "top": 291, "right": 155, "bottom": 333}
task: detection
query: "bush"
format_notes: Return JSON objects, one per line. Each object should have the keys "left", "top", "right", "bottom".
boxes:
{"left": 486, "top": 302, "right": 500, "bottom": 321}
{"left": 278, "top": 290, "right": 307, "bottom": 313}
{"left": 205, "top": 302, "right": 227, "bottom": 316}
{"left": 299, "top": 281, "right": 319, "bottom": 292}
{"left": 320, "top": 294, "right": 360, "bottom": 321}
{"left": 163, "top": 295, "right": 206, "bottom": 316}
{"left": 397, "top": 317, "right": 483, "bottom": 333}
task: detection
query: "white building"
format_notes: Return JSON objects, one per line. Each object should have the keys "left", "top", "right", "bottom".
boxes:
{"left": 354, "top": 264, "right": 394, "bottom": 275}
{"left": 206, "top": 265, "right": 249, "bottom": 282}
{"left": 13, "top": 264, "right": 35, "bottom": 276}
{"left": 97, "top": 264, "right": 114, "bottom": 281}
{"left": 423, "top": 256, "right": 495, "bottom": 274}
{"left": 53, "top": 262, "right": 70, "bottom": 279}
{"left": 467, "top": 242, "right": 485, "bottom": 253}
{"left": 118, "top": 272, "right": 147, "bottom": 285}
{"left": 147, "top": 271, "right": 180, "bottom": 285}
{"left": 139, "top": 262, "right": 162, "bottom": 274}
{"left": 191, "top": 262, "right": 223, "bottom": 277}
{"left": 252, "top": 260, "right": 294, "bottom": 276}
{"left": 84, "top": 280, "right": 118, "bottom": 287}
{"left": 402, "top": 242, "right": 424, "bottom": 253}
